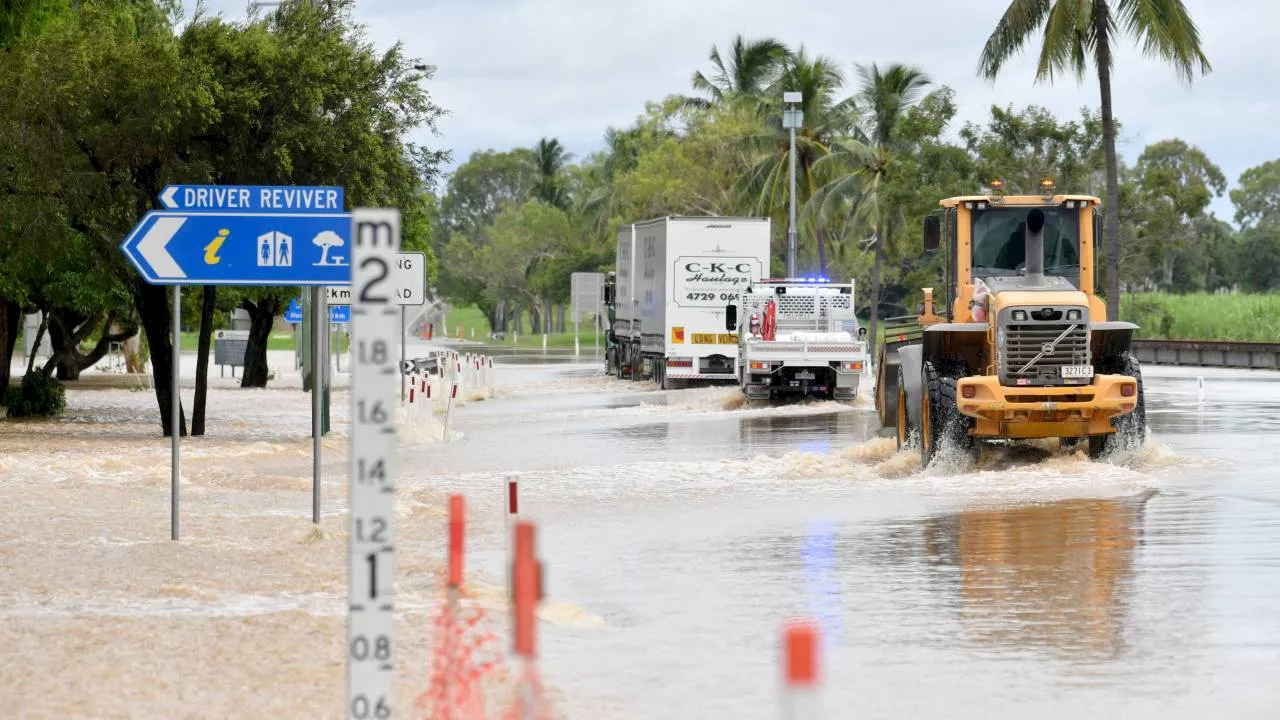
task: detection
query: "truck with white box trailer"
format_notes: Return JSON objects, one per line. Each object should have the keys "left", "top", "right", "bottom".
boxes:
{"left": 606, "top": 216, "right": 771, "bottom": 388}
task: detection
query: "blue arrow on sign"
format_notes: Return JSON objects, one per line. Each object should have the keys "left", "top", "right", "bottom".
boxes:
{"left": 158, "top": 185, "right": 344, "bottom": 214}
{"left": 284, "top": 298, "right": 303, "bottom": 324}
{"left": 329, "top": 304, "right": 350, "bottom": 324}
{"left": 121, "top": 211, "right": 354, "bottom": 286}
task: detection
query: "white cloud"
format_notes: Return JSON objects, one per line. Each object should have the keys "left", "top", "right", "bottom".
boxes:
{"left": 196, "top": 0, "right": 1275, "bottom": 222}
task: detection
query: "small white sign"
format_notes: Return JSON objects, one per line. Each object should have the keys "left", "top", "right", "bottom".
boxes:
{"left": 326, "top": 251, "right": 424, "bottom": 306}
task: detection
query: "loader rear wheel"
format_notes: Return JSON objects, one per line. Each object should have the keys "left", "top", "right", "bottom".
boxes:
{"left": 1088, "top": 354, "right": 1146, "bottom": 459}
{"left": 921, "top": 360, "right": 976, "bottom": 469}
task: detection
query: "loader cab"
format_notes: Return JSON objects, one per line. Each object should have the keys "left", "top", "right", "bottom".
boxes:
{"left": 925, "top": 180, "right": 1103, "bottom": 323}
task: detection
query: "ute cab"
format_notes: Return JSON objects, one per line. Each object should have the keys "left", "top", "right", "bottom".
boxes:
{"left": 879, "top": 179, "right": 1146, "bottom": 466}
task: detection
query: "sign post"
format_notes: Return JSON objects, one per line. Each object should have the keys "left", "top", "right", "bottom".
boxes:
{"left": 120, "top": 183, "right": 347, "bottom": 539}
{"left": 171, "top": 287, "right": 180, "bottom": 541}
{"left": 347, "top": 208, "right": 401, "bottom": 719}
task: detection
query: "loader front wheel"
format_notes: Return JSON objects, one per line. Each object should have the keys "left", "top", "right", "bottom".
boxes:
{"left": 920, "top": 360, "right": 975, "bottom": 469}
{"left": 1089, "top": 354, "right": 1146, "bottom": 459}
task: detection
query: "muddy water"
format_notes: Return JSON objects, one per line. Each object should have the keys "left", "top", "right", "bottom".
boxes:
{"left": 2, "top": 357, "right": 1279, "bottom": 718}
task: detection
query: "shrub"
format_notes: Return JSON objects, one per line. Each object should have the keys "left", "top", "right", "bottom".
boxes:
{"left": 4, "top": 372, "right": 67, "bottom": 418}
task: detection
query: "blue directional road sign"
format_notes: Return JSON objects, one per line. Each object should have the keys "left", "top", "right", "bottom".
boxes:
{"left": 121, "top": 211, "right": 354, "bottom": 286}
{"left": 330, "top": 305, "right": 350, "bottom": 324}
{"left": 158, "top": 185, "right": 344, "bottom": 214}
{"left": 284, "top": 298, "right": 303, "bottom": 324}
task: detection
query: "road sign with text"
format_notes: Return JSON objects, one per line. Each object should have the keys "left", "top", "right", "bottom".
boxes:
{"left": 120, "top": 211, "right": 353, "bottom": 286}
{"left": 158, "top": 184, "right": 344, "bottom": 214}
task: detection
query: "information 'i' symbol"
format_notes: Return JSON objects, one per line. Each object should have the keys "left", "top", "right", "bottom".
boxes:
{"left": 204, "top": 228, "right": 229, "bottom": 265}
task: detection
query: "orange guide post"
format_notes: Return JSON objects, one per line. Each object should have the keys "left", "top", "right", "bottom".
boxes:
{"left": 448, "top": 495, "right": 464, "bottom": 588}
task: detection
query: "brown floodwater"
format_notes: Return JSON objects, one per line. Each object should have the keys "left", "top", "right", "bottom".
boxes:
{"left": 2, "top": 351, "right": 1278, "bottom": 718}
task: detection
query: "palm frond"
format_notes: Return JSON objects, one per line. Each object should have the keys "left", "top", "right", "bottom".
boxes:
{"left": 1115, "top": 0, "right": 1212, "bottom": 82}
{"left": 978, "top": 0, "right": 1054, "bottom": 80}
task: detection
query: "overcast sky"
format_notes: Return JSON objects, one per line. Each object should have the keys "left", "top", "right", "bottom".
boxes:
{"left": 198, "top": 0, "right": 1272, "bottom": 223}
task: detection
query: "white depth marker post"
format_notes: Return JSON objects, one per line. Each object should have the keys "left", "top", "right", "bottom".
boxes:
{"left": 348, "top": 208, "right": 401, "bottom": 719}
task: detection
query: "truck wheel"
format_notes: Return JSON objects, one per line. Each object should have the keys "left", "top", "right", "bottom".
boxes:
{"left": 1088, "top": 354, "right": 1146, "bottom": 459}
{"left": 920, "top": 360, "right": 975, "bottom": 469}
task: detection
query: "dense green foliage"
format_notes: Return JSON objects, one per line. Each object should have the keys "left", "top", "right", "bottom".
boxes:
{"left": 0, "top": 0, "right": 447, "bottom": 433}
{"left": 435, "top": 34, "right": 1277, "bottom": 338}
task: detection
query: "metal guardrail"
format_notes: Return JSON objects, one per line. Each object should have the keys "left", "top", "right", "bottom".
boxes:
{"left": 1131, "top": 339, "right": 1280, "bottom": 370}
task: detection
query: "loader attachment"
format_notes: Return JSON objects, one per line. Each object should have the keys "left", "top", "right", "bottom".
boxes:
{"left": 875, "top": 315, "right": 925, "bottom": 428}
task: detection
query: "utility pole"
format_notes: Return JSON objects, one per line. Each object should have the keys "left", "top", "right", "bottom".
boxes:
{"left": 783, "top": 91, "right": 803, "bottom": 278}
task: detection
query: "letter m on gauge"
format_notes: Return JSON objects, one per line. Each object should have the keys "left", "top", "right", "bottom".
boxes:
{"left": 351, "top": 209, "right": 402, "bottom": 306}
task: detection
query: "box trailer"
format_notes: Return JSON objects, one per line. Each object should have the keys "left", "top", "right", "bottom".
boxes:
{"left": 613, "top": 216, "right": 770, "bottom": 388}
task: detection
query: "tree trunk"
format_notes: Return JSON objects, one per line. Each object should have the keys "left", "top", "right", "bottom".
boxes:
{"left": 1095, "top": 14, "right": 1122, "bottom": 321}
{"left": 239, "top": 296, "right": 279, "bottom": 388}
{"left": 817, "top": 224, "right": 828, "bottom": 277}
{"left": 869, "top": 224, "right": 886, "bottom": 363}
{"left": 558, "top": 303, "right": 566, "bottom": 333}
{"left": 0, "top": 299, "right": 18, "bottom": 402}
{"left": 25, "top": 312, "right": 47, "bottom": 376}
{"left": 44, "top": 310, "right": 137, "bottom": 381}
{"left": 192, "top": 286, "right": 216, "bottom": 436}
{"left": 134, "top": 282, "right": 186, "bottom": 437}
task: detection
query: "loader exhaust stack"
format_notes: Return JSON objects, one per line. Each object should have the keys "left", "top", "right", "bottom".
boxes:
{"left": 1025, "top": 208, "right": 1045, "bottom": 286}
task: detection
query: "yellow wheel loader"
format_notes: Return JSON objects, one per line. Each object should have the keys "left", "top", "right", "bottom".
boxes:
{"left": 876, "top": 179, "right": 1146, "bottom": 467}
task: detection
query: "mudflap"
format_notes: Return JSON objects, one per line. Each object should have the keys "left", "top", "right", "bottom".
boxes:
{"left": 897, "top": 345, "right": 924, "bottom": 434}
{"left": 744, "top": 384, "right": 771, "bottom": 401}
{"left": 834, "top": 377, "right": 859, "bottom": 403}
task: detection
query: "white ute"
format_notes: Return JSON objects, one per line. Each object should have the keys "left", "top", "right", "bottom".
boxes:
{"left": 726, "top": 278, "right": 868, "bottom": 404}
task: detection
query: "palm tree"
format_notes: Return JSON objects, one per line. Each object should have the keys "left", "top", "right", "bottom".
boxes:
{"left": 978, "top": 0, "right": 1211, "bottom": 321}
{"left": 811, "top": 63, "right": 932, "bottom": 360}
{"left": 737, "top": 48, "right": 854, "bottom": 272}
{"left": 532, "top": 137, "right": 573, "bottom": 210}
{"left": 687, "top": 34, "right": 789, "bottom": 107}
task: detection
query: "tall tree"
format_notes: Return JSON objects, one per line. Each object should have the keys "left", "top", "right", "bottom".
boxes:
{"left": 738, "top": 48, "right": 852, "bottom": 273}
{"left": 688, "top": 34, "right": 789, "bottom": 106}
{"left": 978, "top": 0, "right": 1212, "bottom": 321}
{"left": 531, "top": 137, "right": 573, "bottom": 210}
{"left": 1231, "top": 159, "right": 1280, "bottom": 228}
{"left": 1130, "top": 138, "right": 1225, "bottom": 288}
{"left": 813, "top": 63, "right": 932, "bottom": 358}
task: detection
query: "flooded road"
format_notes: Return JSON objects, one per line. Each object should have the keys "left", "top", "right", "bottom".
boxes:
{"left": 2, "top": 349, "right": 1279, "bottom": 718}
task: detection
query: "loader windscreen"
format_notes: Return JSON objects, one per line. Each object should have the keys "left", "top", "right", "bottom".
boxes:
{"left": 970, "top": 205, "right": 1080, "bottom": 286}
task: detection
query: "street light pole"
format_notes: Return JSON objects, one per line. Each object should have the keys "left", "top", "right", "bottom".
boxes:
{"left": 783, "top": 91, "right": 803, "bottom": 278}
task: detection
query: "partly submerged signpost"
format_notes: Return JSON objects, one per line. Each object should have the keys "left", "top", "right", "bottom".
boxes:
{"left": 120, "top": 184, "right": 347, "bottom": 540}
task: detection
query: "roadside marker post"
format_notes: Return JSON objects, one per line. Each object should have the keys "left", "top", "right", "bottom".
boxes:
{"left": 782, "top": 620, "right": 821, "bottom": 720}
{"left": 512, "top": 521, "right": 539, "bottom": 720}
{"left": 347, "top": 208, "right": 401, "bottom": 720}
{"left": 505, "top": 475, "right": 520, "bottom": 601}
{"left": 119, "top": 183, "right": 347, "bottom": 539}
